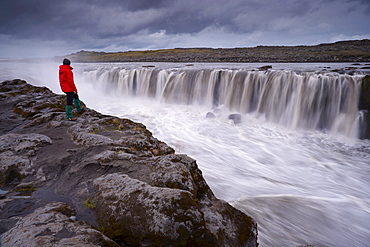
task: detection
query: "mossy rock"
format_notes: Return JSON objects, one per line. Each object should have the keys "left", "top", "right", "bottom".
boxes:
{"left": 93, "top": 173, "right": 218, "bottom": 246}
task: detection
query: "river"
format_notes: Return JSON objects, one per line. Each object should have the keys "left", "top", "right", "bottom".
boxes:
{"left": 1, "top": 60, "right": 370, "bottom": 246}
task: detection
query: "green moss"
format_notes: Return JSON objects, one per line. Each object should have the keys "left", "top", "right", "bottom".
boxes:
{"left": 131, "top": 126, "right": 145, "bottom": 131}
{"left": 84, "top": 198, "right": 97, "bottom": 209}
{"left": 111, "top": 118, "right": 120, "bottom": 125}
{"left": 14, "top": 186, "right": 37, "bottom": 192}
{"left": 92, "top": 127, "right": 101, "bottom": 133}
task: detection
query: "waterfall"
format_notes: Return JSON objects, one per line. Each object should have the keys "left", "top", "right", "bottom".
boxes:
{"left": 83, "top": 67, "right": 364, "bottom": 137}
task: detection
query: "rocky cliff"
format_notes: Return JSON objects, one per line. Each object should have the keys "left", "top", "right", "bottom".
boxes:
{"left": 0, "top": 80, "right": 258, "bottom": 246}
{"left": 360, "top": 75, "right": 370, "bottom": 139}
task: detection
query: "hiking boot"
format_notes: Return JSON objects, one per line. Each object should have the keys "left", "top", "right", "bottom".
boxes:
{"left": 67, "top": 117, "right": 77, "bottom": 121}
{"left": 78, "top": 105, "right": 86, "bottom": 113}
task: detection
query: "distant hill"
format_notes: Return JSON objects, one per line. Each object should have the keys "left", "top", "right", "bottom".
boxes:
{"left": 65, "top": 39, "right": 370, "bottom": 63}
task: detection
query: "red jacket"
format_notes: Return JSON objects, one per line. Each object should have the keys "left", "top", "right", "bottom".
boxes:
{"left": 59, "top": 65, "right": 77, "bottom": 93}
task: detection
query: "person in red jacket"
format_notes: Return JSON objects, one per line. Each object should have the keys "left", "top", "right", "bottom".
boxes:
{"left": 59, "top": 58, "right": 83, "bottom": 120}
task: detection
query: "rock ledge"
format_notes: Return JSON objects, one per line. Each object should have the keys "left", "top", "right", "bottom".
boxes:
{"left": 0, "top": 79, "right": 258, "bottom": 246}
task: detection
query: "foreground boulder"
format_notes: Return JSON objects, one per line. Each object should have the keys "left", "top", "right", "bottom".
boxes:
{"left": 1, "top": 202, "right": 119, "bottom": 247}
{"left": 0, "top": 79, "right": 258, "bottom": 246}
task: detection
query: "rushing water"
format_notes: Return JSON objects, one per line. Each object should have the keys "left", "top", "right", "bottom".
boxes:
{"left": 1, "top": 60, "right": 370, "bottom": 246}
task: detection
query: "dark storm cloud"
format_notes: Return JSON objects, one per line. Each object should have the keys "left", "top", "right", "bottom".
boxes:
{"left": 0, "top": 0, "right": 369, "bottom": 58}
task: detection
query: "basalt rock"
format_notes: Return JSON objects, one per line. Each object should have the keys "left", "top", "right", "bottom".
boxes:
{"left": 0, "top": 80, "right": 258, "bottom": 246}
{"left": 1, "top": 202, "right": 119, "bottom": 247}
{"left": 93, "top": 173, "right": 216, "bottom": 246}
{"left": 359, "top": 75, "right": 370, "bottom": 111}
{"left": 0, "top": 133, "right": 51, "bottom": 186}
{"left": 258, "top": 65, "right": 272, "bottom": 71}
{"left": 360, "top": 111, "right": 370, "bottom": 140}
{"left": 228, "top": 113, "right": 242, "bottom": 124}
{"left": 206, "top": 112, "right": 216, "bottom": 118}
{"left": 359, "top": 75, "right": 370, "bottom": 139}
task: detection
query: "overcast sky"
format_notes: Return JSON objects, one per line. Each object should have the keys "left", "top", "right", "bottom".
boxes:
{"left": 0, "top": 0, "right": 369, "bottom": 58}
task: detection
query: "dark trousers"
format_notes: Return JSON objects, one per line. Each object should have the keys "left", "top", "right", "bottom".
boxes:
{"left": 65, "top": 92, "right": 79, "bottom": 105}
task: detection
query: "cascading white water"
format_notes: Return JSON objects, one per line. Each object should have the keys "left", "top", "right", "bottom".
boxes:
{"left": 84, "top": 67, "right": 363, "bottom": 138}
{"left": 1, "top": 61, "right": 369, "bottom": 246}
{"left": 82, "top": 66, "right": 370, "bottom": 246}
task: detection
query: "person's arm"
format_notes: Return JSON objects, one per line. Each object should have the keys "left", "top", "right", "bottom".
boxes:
{"left": 67, "top": 69, "right": 77, "bottom": 93}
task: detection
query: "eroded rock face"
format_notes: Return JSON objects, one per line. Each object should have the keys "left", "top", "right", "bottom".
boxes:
{"left": 93, "top": 157, "right": 258, "bottom": 247}
{"left": 0, "top": 133, "right": 52, "bottom": 186}
{"left": 359, "top": 75, "right": 370, "bottom": 139}
{"left": 0, "top": 133, "right": 52, "bottom": 153}
{"left": 94, "top": 173, "right": 216, "bottom": 246}
{"left": 0, "top": 80, "right": 258, "bottom": 246}
{"left": 359, "top": 75, "right": 370, "bottom": 111}
{"left": 1, "top": 202, "right": 119, "bottom": 247}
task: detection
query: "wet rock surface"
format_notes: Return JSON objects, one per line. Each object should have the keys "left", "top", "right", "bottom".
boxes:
{"left": 228, "top": 114, "right": 242, "bottom": 124}
{"left": 359, "top": 75, "right": 370, "bottom": 139}
{"left": 1, "top": 202, "right": 119, "bottom": 247}
{"left": 0, "top": 79, "right": 258, "bottom": 246}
